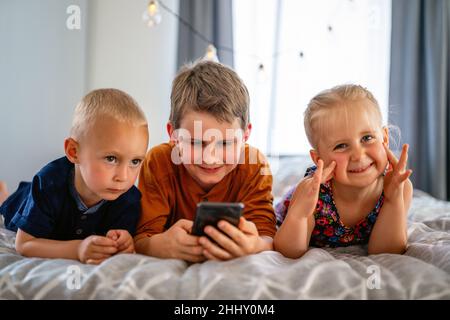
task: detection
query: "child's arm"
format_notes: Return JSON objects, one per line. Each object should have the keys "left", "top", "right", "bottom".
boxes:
{"left": 368, "top": 144, "right": 413, "bottom": 255}
{"left": 15, "top": 228, "right": 119, "bottom": 264}
{"left": 273, "top": 160, "right": 335, "bottom": 259}
{"left": 134, "top": 219, "right": 206, "bottom": 263}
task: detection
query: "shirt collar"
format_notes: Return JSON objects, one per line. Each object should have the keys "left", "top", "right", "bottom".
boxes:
{"left": 69, "top": 169, "right": 106, "bottom": 214}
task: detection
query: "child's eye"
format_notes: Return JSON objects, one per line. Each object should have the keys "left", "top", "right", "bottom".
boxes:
{"left": 105, "top": 156, "right": 117, "bottom": 163}
{"left": 222, "top": 141, "right": 234, "bottom": 147}
{"left": 191, "top": 140, "right": 203, "bottom": 146}
{"left": 333, "top": 143, "right": 347, "bottom": 150}
{"left": 130, "top": 159, "right": 142, "bottom": 167}
{"left": 362, "top": 135, "right": 374, "bottom": 142}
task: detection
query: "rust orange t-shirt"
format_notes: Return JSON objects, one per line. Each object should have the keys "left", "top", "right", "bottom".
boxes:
{"left": 135, "top": 143, "right": 276, "bottom": 241}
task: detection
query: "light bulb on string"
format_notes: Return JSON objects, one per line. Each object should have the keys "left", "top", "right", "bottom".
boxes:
{"left": 256, "top": 63, "right": 268, "bottom": 83}
{"left": 142, "top": 0, "right": 162, "bottom": 27}
{"left": 203, "top": 44, "right": 219, "bottom": 62}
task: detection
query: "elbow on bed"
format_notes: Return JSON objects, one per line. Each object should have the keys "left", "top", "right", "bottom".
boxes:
{"left": 368, "top": 243, "right": 407, "bottom": 255}
{"left": 274, "top": 244, "right": 308, "bottom": 259}
{"left": 15, "top": 241, "right": 28, "bottom": 256}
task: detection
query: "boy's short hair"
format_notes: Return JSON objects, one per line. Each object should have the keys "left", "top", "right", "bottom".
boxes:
{"left": 71, "top": 88, "right": 147, "bottom": 140}
{"left": 304, "top": 84, "right": 383, "bottom": 149}
{"left": 170, "top": 60, "right": 250, "bottom": 129}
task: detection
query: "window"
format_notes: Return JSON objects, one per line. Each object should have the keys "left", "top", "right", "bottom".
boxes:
{"left": 233, "top": 0, "right": 392, "bottom": 155}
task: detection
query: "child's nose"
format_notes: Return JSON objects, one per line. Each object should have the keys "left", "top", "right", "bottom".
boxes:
{"left": 114, "top": 164, "right": 128, "bottom": 182}
{"left": 350, "top": 145, "right": 364, "bottom": 161}
{"left": 203, "top": 145, "right": 222, "bottom": 165}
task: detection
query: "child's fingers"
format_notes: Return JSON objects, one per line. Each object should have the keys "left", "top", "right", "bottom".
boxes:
{"left": 93, "top": 236, "right": 117, "bottom": 247}
{"left": 86, "top": 258, "right": 107, "bottom": 265}
{"left": 106, "top": 230, "right": 119, "bottom": 241}
{"left": 115, "top": 230, "right": 131, "bottom": 246}
{"left": 321, "top": 161, "right": 336, "bottom": 183}
{"left": 176, "top": 219, "right": 194, "bottom": 233}
{"left": 202, "top": 249, "right": 220, "bottom": 261}
{"left": 313, "top": 159, "right": 324, "bottom": 185}
{"left": 384, "top": 143, "right": 399, "bottom": 167}
{"left": 397, "top": 144, "right": 409, "bottom": 172}
{"left": 398, "top": 169, "right": 412, "bottom": 182}
{"left": 117, "top": 238, "right": 133, "bottom": 251}
{"left": 180, "top": 244, "right": 204, "bottom": 256}
{"left": 182, "top": 232, "right": 204, "bottom": 246}
{"left": 182, "top": 252, "right": 206, "bottom": 263}
{"left": 91, "top": 244, "right": 118, "bottom": 255}
{"left": 87, "top": 251, "right": 112, "bottom": 260}
{"left": 237, "top": 217, "right": 258, "bottom": 235}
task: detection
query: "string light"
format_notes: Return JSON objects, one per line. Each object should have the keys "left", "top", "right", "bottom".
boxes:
{"left": 142, "top": 0, "right": 162, "bottom": 27}
{"left": 203, "top": 44, "right": 219, "bottom": 62}
{"left": 146, "top": 1, "right": 318, "bottom": 70}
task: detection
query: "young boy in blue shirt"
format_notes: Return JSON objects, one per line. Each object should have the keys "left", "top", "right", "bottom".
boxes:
{"left": 0, "top": 88, "right": 149, "bottom": 264}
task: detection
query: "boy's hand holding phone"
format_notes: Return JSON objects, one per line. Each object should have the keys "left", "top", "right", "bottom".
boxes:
{"left": 199, "top": 216, "right": 265, "bottom": 261}
{"left": 192, "top": 202, "right": 271, "bottom": 261}
{"left": 146, "top": 219, "right": 206, "bottom": 263}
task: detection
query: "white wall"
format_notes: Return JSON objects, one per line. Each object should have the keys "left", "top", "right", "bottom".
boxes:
{"left": 86, "top": 0, "right": 179, "bottom": 147}
{"left": 0, "top": 0, "right": 179, "bottom": 191}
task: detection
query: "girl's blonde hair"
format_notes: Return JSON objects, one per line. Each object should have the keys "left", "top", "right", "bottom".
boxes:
{"left": 70, "top": 88, "right": 147, "bottom": 140}
{"left": 304, "top": 84, "right": 383, "bottom": 149}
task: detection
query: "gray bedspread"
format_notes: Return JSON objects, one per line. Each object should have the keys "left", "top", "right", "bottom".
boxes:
{"left": 1, "top": 191, "right": 449, "bottom": 299}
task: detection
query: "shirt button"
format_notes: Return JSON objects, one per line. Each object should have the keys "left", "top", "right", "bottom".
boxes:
{"left": 75, "top": 229, "right": 83, "bottom": 235}
{"left": 80, "top": 215, "right": 87, "bottom": 220}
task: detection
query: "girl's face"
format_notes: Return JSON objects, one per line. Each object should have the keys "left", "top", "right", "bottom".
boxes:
{"left": 312, "top": 101, "right": 388, "bottom": 188}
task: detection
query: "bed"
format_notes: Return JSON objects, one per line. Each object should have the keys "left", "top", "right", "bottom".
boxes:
{"left": 1, "top": 157, "right": 449, "bottom": 299}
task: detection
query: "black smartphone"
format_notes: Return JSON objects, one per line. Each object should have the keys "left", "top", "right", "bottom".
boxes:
{"left": 191, "top": 202, "right": 244, "bottom": 237}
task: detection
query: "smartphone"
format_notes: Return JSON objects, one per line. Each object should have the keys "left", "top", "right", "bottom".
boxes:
{"left": 191, "top": 202, "right": 244, "bottom": 237}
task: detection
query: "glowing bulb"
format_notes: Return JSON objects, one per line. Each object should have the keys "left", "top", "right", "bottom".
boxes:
{"left": 203, "top": 44, "right": 219, "bottom": 62}
{"left": 142, "top": 0, "right": 162, "bottom": 27}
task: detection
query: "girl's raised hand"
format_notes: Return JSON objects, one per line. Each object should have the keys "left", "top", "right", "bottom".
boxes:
{"left": 383, "top": 144, "right": 412, "bottom": 202}
{"left": 288, "top": 160, "right": 336, "bottom": 219}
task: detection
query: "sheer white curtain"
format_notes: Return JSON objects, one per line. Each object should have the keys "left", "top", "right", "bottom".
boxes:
{"left": 233, "top": 0, "right": 392, "bottom": 155}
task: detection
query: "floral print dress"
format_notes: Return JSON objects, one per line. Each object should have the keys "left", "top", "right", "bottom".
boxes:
{"left": 275, "top": 166, "right": 384, "bottom": 247}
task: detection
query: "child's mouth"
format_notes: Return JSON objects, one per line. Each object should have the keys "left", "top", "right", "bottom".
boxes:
{"left": 348, "top": 163, "right": 373, "bottom": 173}
{"left": 198, "top": 166, "right": 223, "bottom": 174}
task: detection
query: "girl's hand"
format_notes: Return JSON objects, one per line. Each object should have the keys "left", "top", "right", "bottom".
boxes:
{"left": 199, "top": 217, "right": 262, "bottom": 261}
{"left": 383, "top": 144, "right": 412, "bottom": 203}
{"left": 106, "top": 229, "right": 135, "bottom": 254}
{"left": 288, "top": 159, "right": 336, "bottom": 219}
{"left": 78, "top": 235, "right": 118, "bottom": 265}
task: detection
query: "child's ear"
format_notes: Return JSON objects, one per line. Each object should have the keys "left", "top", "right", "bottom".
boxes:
{"left": 309, "top": 149, "right": 320, "bottom": 166}
{"left": 243, "top": 123, "right": 252, "bottom": 142}
{"left": 64, "top": 138, "right": 79, "bottom": 164}
{"left": 382, "top": 126, "right": 389, "bottom": 147}
{"left": 167, "top": 122, "right": 177, "bottom": 143}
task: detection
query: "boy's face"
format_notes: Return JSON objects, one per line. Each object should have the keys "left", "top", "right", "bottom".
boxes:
{"left": 313, "top": 102, "right": 388, "bottom": 188}
{"left": 169, "top": 111, "right": 250, "bottom": 192}
{"left": 68, "top": 116, "right": 149, "bottom": 207}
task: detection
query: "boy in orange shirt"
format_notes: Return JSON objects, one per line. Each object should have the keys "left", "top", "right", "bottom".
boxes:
{"left": 135, "top": 60, "right": 276, "bottom": 262}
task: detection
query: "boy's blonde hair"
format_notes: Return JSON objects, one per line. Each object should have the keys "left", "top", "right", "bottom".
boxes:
{"left": 71, "top": 88, "right": 147, "bottom": 140}
{"left": 304, "top": 84, "right": 383, "bottom": 149}
{"left": 170, "top": 60, "right": 250, "bottom": 129}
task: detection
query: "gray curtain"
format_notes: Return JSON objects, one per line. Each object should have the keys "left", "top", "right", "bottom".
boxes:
{"left": 177, "top": 0, "right": 234, "bottom": 68}
{"left": 389, "top": 0, "right": 450, "bottom": 200}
